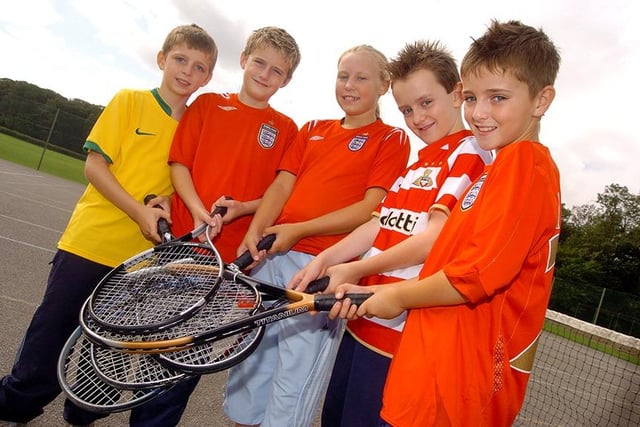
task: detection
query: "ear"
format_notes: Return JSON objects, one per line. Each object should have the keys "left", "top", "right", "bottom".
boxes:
{"left": 533, "top": 85, "right": 556, "bottom": 118}
{"left": 451, "top": 81, "right": 463, "bottom": 108}
{"left": 280, "top": 75, "right": 293, "bottom": 88}
{"left": 379, "top": 79, "right": 390, "bottom": 96}
{"left": 156, "top": 50, "right": 166, "bottom": 70}
{"left": 201, "top": 71, "right": 213, "bottom": 88}
{"left": 239, "top": 52, "right": 248, "bottom": 70}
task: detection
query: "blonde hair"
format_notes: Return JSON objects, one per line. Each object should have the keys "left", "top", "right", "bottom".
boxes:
{"left": 162, "top": 24, "right": 218, "bottom": 70}
{"left": 243, "top": 26, "right": 301, "bottom": 79}
{"left": 461, "top": 20, "right": 560, "bottom": 96}
{"left": 338, "top": 44, "right": 390, "bottom": 118}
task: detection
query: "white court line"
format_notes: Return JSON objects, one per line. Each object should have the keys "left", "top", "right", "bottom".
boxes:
{"left": 0, "top": 235, "right": 56, "bottom": 253}
{"left": 0, "top": 170, "right": 41, "bottom": 177}
{"left": 0, "top": 294, "right": 37, "bottom": 308}
{"left": 0, "top": 190, "right": 74, "bottom": 213}
{"left": 0, "top": 213, "right": 62, "bottom": 233}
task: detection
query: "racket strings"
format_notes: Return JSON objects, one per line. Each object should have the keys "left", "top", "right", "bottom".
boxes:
{"left": 89, "top": 243, "right": 223, "bottom": 332}
{"left": 58, "top": 328, "right": 169, "bottom": 413}
{"left": 91, "top": 343, "right": 186, "bottom": 388}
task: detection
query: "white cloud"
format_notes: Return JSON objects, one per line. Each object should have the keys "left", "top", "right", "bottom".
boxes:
{"left": 1, "top": 0, "right": 638, "bottom": 208}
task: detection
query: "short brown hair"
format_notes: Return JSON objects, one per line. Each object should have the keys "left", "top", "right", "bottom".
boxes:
{"left": 243, "top": 26, "right": 301, "bottom": 79}
{"left": 162, "top": 24, "right": 218, "bottom": 69}
{"left": 461, "top": 20, "right": 560, "bottom": 96}
{"left": 389, "top": 40, "right": 460, "bottom": 94}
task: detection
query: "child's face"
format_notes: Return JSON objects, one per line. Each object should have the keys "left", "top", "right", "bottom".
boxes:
{"left": 392, "top": 69, "right": 462, "bottom": 145}
{"left": 158, "top": 44, "right": 213, "bottom": 97}
{"left": 335, "top": 51, "right": 388, "bottom": 118}
{"left": 239, "top": 45, "right": 292, "bottom": 107}
{"left": 462, "top": 67, "right": 542, "bottom": 151}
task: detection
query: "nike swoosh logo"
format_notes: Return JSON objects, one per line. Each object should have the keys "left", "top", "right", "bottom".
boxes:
{"left": 135, "top": 128, "right": 155, "bottom": 136}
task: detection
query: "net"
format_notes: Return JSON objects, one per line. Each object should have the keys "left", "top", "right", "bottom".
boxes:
{"left": 515, "top": 310, "right": 640, "bottom": 426}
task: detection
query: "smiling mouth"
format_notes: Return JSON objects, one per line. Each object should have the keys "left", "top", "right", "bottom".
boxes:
{"left": 476, "top": 125, "right": 497, "bottom": 132}
{"left": 417, "top": 122, "right": 435, "bottom": 132}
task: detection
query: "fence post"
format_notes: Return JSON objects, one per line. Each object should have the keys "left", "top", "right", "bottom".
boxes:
{"left": 592, "top": 287, "right": 606, "bottom": 325}
{"left": 37, "top": 107, "right": 60, "bottom": 170}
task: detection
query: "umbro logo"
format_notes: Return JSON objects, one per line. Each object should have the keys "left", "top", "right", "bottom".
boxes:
{"left": 135, "top": 128, "right": 155, "bottom": 136}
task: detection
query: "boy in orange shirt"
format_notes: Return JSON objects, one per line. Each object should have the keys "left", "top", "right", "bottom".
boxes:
{"left": 332, "top": 20, "right": 561, "bottom": 426}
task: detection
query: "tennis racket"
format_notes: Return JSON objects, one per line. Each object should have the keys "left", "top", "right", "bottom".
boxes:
{"left": 80, "top": 269, "right": 371, "bottom": 354}
{"left": 85, "top": 200, "right": 254, "bottom": 334}
{"left": 57, "top": 326, "right": 177, "bottom": 413}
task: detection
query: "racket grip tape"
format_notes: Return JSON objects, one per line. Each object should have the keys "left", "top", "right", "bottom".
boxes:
{"left": 314, "top": 293, "right": 372, "bottom": 311}
{"left": 305, "top": 276, "right": 330, "bottom": 294}
{"left": 233, "top": 233, "right": 276, "bottom": 270}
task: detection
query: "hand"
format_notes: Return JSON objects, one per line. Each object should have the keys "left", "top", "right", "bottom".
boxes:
{"left": 288, "top": 256, "right": 327, "bottom": 291}
{"left": 330, "top": 283, "right": 406, "bottom": 320}
{"left": 323, "top": 263, "right": 362, "bottom": 294}
{"left": 192, "top": 207, "right": 219, "bottom": 242}
{"left": 213, "top": 196, "right": 242, "bottom": 224}
{"left": 264, "top": 223, "right": 303, "bottom": 254}
{"left": 237, "top": 231, "right": 269, "bottom": 269}
{"left": 138, "top": 204, "right": 171, "bottom": 244}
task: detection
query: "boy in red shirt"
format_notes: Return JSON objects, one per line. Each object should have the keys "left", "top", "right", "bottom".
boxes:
{"left": 133, "top": 26, "right": 302, "bottom": 423}
{"left": 332, "top": 20, "right": 561, "bottom": 426}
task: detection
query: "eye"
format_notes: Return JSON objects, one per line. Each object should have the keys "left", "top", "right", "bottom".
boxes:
{"left": 399, "top": 107, "right": 412, "bottom": 116}
{"left": 420, "top": 99, "right": 432, "bottom": 108}
{"left": 491, "top": 95, "right": 507, "bottom": 102}
{"left": 463, "top": 95, "right": 476, "bottom": 103}
{"left": 195, "top": 64, "right": 206, "bottom": 73}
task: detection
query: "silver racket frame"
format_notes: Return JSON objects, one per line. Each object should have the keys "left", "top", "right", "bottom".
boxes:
{"left": 57, "top": 326, "right": 181, "bottom": 413}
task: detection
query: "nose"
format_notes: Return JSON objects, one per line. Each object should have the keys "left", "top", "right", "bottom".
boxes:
{"left": 470, "top": 100, "right": 489, "bottom": 121}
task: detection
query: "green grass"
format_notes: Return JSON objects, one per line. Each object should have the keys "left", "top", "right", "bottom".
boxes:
{"left": 544, "top": 320, "right": 640, "bottom": 365}
{"left": 0, "top": 133, "right": 87, "bottom": 184}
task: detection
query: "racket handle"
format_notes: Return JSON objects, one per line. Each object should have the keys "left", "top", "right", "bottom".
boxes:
{"left": 144, "top": 194, "right": 172, "bottom": 242}
{"left": 305, "top": 276, "right": 330, "bottom": 294}
{"left": 313, "top": 293, "right": 372, "bottom": 311}
{"left": 233, "top": 233, "right": 276, "bottom": 270}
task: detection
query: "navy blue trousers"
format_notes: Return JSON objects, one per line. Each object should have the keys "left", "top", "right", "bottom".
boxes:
{"left": 0, "top": 250, "right": 194, "bottom": 426}
{"left": 321, "top": 331, "right": 391, "bottom": 427}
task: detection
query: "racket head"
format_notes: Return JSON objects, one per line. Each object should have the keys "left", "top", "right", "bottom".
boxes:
{"left": 57, "top": 326, "right": 171, "bottom": 413}
{"left": 155, "top": 278, "right": 266, "bottom": 373}
{"left": 90, "top": 341, "right": 187, "bottom": 389}
{"left": 87, "top": 241, "right": 223, "bottom": 334}
{"left": 80, "top": 276, "right": 263, "bottom": 355}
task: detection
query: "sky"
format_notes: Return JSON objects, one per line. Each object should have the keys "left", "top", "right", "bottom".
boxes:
{"left": 1, "top": 0, "right": 638, "bottom": 208}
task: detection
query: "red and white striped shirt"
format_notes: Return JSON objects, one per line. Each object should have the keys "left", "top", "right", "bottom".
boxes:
{"left": 347, "top": 130, "right": 493, "bottom": 356}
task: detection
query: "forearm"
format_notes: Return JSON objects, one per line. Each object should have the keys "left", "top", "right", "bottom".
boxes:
{"left": 317, "top": 217, "right": 380, "bottom": 267}
{"left": 248, "top": 173, "right": 293, "bottom": 234}
{"left": 355, "top": 209, "right": 448, "bottom": 277}
{"left": 84, "top": 152, "right": 143, "bottom": 221}
{"left": 392, "top": 270, "right": 467, "bottom": 309}
{"left": 170, "top": 163, "right": 206, "bottom": 216}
